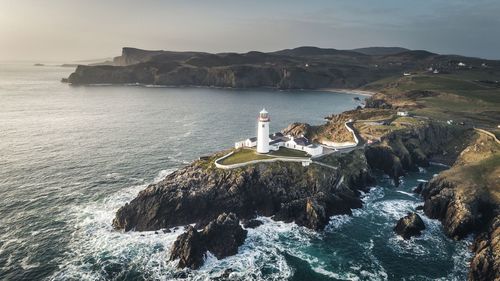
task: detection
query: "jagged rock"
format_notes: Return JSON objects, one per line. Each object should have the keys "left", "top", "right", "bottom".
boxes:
{"left": 201, "top": 213, "right": 247, "bottom": 259}
{"left": 394, "top": 212, "right": 426, "bottom": 239}
{"left": 305, "top": 198, "right": 329, "bottom": 230}
{"left": 169, "top": 226, "right": 205, "bottom": 269}
{"left": 169, "top": 213, "right": 247, "bottom": 269}
{"left": 364, "top": 145, "right": 404, "bottom": 185}
{"left": 242, "top": 219, "right": 263, "bottom": 229}
{"left": 469, "top": 215, "right": 500, "bottom": 281}
{"left": 281, "top": 122, "right": 313, "bottom": 138}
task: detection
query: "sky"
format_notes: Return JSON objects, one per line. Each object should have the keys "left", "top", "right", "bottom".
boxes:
{"left": 1, "top": 0, "right": 500, "bottom": 62}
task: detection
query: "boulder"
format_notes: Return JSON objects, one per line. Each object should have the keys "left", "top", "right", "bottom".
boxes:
{"left": 242, "top": 219, "right": 263, "bottom": 229}
{"left": 169, "top": 226, "right": 206, "bottom": 269}
{"left": 169, "top": 213, "right": 247, "bottom": 269}
{"left": 394, "top": 212, "right": 426, "bottom": 239}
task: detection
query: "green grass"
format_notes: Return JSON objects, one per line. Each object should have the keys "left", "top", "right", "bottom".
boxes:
{"left": 218, "top": 147, "right": 310, "bottom": 166}
{"left": 269, "top": 147, "right": 309, "bottom": 157}
{"left": 392, "top": 116, "right": 424, "bottom": 125}
{"left": 219, "top": 148, "right": 272, "bottom": 165}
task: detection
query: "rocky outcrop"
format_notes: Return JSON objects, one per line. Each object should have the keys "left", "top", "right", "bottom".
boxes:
{"left": 242, "top": 219, "right": 263, "bottom": 229}
{"left": 169, "top": 213, "right": 247, "bottom": 269}
{"left": 469, "top": 215, "right": 500, "bottom": 281}
{"left": 365, "top": 122, "right": 472, "bottom": 185}
{"left": 281, "top": 123, "right": 314, "bottom": 138}
{"left": 419, "top": 131, "right": 499, "bottom": 280}
{"left": 394, "top": 212, "right": 426, "bottom": 239}
{"left": 113, "top": 149, "right": 374, "bottom": 232}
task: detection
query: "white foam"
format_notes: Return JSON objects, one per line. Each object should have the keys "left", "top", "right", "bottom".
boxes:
{"left": 396, "top": 190, "right": 417, "bottom": 197}
{"left": 325, "top": 214, "right": 352, "bottom": 231}
{"left": 49, "top": 168, "right": 182, "bottom": 281}
{"left": 20, "top": 256, "right": 40, "bottom": 270}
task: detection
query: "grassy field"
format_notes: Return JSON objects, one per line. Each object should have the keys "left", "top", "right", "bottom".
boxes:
{"left": 363, "top": 70, "right": 500, "bottom": 136}
{"left": 269, "top": 147, "right": 309, "bottom": 157}
{"left": 218, "top": 147, "right": 310, "bottom": 165}
{"left": 219, "top": 148, "right": 272, "bottom": 165}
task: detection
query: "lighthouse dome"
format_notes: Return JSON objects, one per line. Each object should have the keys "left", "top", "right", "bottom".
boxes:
{"left": 259, "top": 108, "right": 269, "bottom": 121}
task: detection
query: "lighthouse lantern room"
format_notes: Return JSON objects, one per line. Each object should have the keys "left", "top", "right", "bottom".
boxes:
{"left": 256, "top": 108, "right": 270, "bottom": 153}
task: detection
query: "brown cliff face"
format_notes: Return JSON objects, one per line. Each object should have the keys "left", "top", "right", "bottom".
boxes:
{"left": 420, "top": 131, "right": 499, "bottom": 280}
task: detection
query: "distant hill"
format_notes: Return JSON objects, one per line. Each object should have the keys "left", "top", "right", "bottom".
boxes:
{"left": 66, "top": 46, "right": 500, "bottom": 91}
{"left": 273, "top": 46, "right": 367, "bottom": 58}
{"left": 351, "top": 47, "right": 410, "bottom": 56}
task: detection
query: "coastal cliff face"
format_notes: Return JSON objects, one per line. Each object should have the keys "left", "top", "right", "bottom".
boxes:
{"left": 365, "top": 122, "right": 471, "bottom": 184}
{"left": 113, "top": 149, "right": 374, "bottom": 232}
{"left": 418, "top": 131, "right": 500, "bottom": 280}
{"left": 65, "top": 47, "right": 416, "bottom": 88}
{"left": 68, "top": 63, "right": 367, "bottom": 89}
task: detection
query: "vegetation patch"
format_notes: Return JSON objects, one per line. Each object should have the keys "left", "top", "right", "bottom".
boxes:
{"left": 218, "top": 148, "right": 273, "bottom": 165}
{"left": 269, "top": 147, "right": 309, "bottom": 158}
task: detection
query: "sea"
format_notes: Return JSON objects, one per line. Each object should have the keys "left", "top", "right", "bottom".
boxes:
{"left": 0, "top": 63, "right": 471, "bottom": 281}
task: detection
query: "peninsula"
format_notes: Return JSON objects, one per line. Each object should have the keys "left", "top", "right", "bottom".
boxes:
{"left": 97, "top": 46, "right": 500, "bottom": 280}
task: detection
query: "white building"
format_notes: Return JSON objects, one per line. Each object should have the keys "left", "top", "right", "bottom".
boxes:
{"left": 234, "top": 109, "right": 324, "bottom": 157}
{"left": 397, "top": 111, "right": 409, "bottom": 117}
{"left": 284, "top": 136, "right": 323, "bottom": 156}
{"left": 458, "top": 62, "right": 466, "bottom": 67}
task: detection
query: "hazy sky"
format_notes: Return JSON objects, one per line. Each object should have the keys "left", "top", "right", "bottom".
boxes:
{"left": 1, "top": 0, "right": 499, "bottom": 61}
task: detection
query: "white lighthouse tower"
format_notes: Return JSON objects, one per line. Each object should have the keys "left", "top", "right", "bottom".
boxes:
{"left": 256, "top": 108, "right": 270, "bottom": 153}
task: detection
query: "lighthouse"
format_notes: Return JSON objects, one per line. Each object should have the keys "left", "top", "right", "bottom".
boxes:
{"left": 256, "top": 108, "right": 270, "bottom": 153}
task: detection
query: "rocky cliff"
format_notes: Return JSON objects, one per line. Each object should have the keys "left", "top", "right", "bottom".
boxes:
{"left": 111, "top": 106, "right": 497, "bottom": 276}
{"left": 113, "top": 149, "right": 374, "bottom": 232}
{"left": 365, "top": 122, "right": 472, "bottom": 184}
{"left": 418, "top": 131, "right": 500, "bottom": 280}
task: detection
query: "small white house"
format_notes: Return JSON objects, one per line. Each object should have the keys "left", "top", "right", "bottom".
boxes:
{"left": 397, "top": 111, "right": 409, "bottom": 117}
{"left": 284, "top": 137, "right": 323, "bottom": 156}
{"left": 403, "top": 72, "right": 411, "bottom": 76}
{"left": 458, "top": 62, "right": 466, "bottom": 67}
{"left": 234, "top": 137, "right": 257, "bottom": 149}
{"left": 433, "top": 69, "right": 440, "bottom": 74}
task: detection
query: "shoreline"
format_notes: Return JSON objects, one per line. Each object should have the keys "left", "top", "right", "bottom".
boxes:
{"left": 66, "top": 82, "right": 378, "bottom": 97}
{"left": 316, "top": 88, "right": 377, "bottom": 96}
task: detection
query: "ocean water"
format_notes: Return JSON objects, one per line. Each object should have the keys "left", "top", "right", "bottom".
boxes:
{"left": 0, "top": 63, "right": 470, "bottom": 281}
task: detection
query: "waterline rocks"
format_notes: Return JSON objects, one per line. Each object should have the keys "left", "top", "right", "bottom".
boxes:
{"left": 169, "top": 213, "right": 247, "bottom": 269}
{"left": 394, "top": 212, "right": 426, "bottom": 239}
